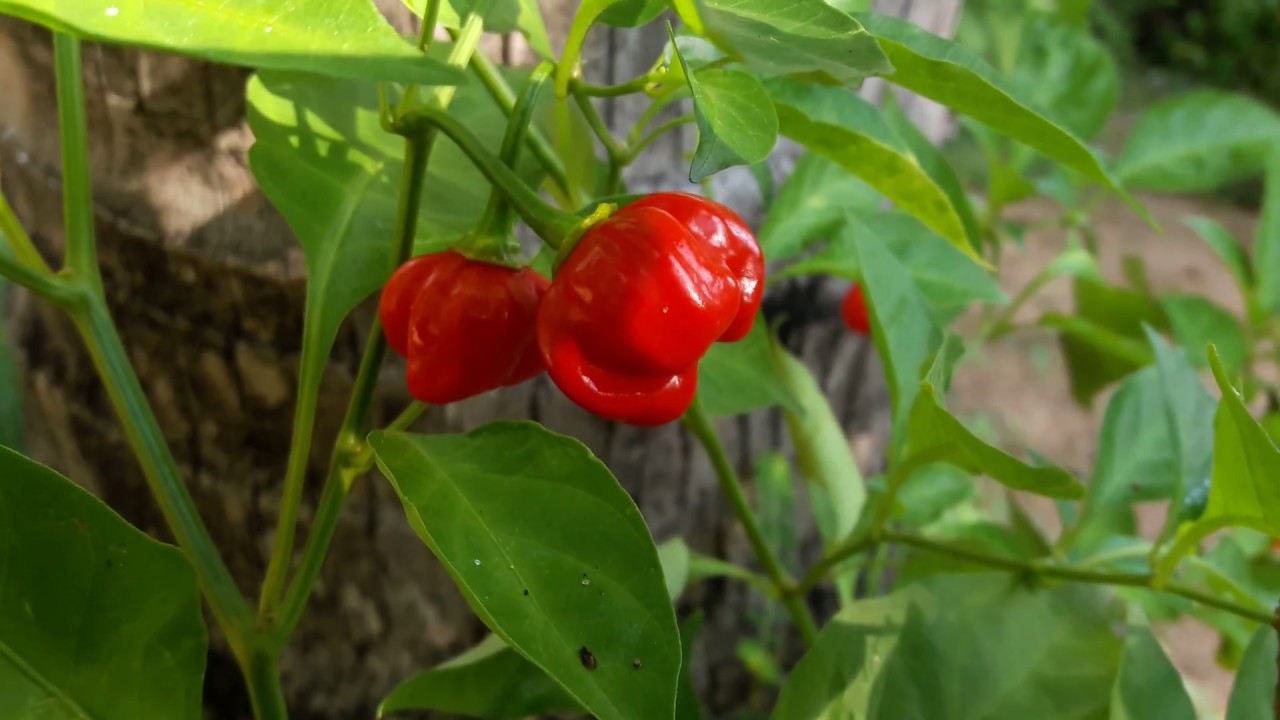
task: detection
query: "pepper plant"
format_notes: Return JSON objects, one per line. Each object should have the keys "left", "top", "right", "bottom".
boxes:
{"left": 1, "top": 0, "right": 1279, "bottom": 718}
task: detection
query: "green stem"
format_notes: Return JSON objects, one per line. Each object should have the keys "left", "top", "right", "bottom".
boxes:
{"left": 418, "top": 0, "right": 442, "bottom": 50}
{"left": 555, "top": 0, "right": 616, "bottom": 97}
{"left": 628, "top": 114, "right": 695, "bottom": 162}
{"left": 459, "top": 41, "right": 572, "bottom": 199}
{"left": 572, "top": 73, "right": 658, "bottom": 98}
{"left": 244, "top": 645, "right": 289, "bottom": 720}
{"left": 50, "top": 24, "right": 252, "bottom": 682}
{"left": 573, "top": 89, "right": 627, "bottom": 163}
{"left": 397, "top": 107, "right": 579, "bottom": 246}
{"left": 885, "top": 531, "right": 1276, "bottom": 624}
{"left": 258, "top": 133, "right": 433, "bottom": 623}
{"left": 0, "top": 192, "right": 51, "bottom": 273}
{"left": 53, "top": 34, "right": 102, "bottom": 297}
{"left": 71, "top": 300, "right": 253, "bottom": 643}
{"left": 0, "top": 251, "right": 79, "bottom": 307}
{"left": 477, "top": 62, "right": 554, "bottom": 239}
{"left": 683, "top": 400, "right": 820, "bottom": 647}
{"left": 793, "top": 535, "right": 875, "bottom": 597}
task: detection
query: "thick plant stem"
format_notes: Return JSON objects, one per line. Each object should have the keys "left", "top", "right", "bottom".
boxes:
{"left": 245, "top": 645, "right": 289, "bottom": 720}
{"left": 71, "top": 301, "right": 253, "bottom": 646}
{"left": 683, "top": 401, "right": 820, "bottom": 647}
{"left": 0, "top": 251, "right": 77, "bottom": 307}
{"left": 53, "top": 34, "right": 102, "bottom": 297}
{"left": 457, "top": 42, "right": 571, "bottom": 199}
{"left": 259, "top": 134, "right": 432, "bottom": 623}
{"left": 50, "top": 32, "right": 251, "bottom": 651}
{"left": 398, "top": 108, "right": 580, "bottom": 245}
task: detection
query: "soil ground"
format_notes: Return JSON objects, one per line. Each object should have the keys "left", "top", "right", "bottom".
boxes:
{"left": 946, "top": 192, "right": 1262, "bottom": 716}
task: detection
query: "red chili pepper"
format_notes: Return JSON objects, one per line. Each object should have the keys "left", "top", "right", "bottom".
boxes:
{"left": 841, "top": 283, "right": 871, "bottom": 336}
{"left": 379, "top": 250, "right": 548, "bottom": 405}
{"left": 624, "top": 192, "right": 764, "bottom": 341}
{"left": 538, "top": 194, "right": 763, "bottom": 426}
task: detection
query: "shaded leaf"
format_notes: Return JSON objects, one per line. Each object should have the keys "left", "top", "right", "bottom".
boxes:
{"left": 904, "top": 383, "right": 1084, "bottom": 499}
{"left": 1110, "top": 627, "right": 1196, "bottom": 720}
{"left": 1226, "top": 627, "right": 1279, "bottom": 720}
{"left": 772, "top": 574, "right": 1122, "bottom": 720}
{"left": 0, "top": 0, "right": 466, "bottom": 85}
{"left": 776, "top": 346, "right": 865, "bottom": 549}
{"left": 881, "top": 92, "right": 983, "bottom": 253}
{"left": 1160, "top": 294, "right": 1247, "bottom": 372}
{"left": 767, "top": 79, "right": 979, "bottom": 262}
{"left": 1183, "top": 216, "right": 1253, "bottom": 294}
{"left": 757, "top": 153, "right": 881, "bottom": 261}
{"left": 0, "top": 446, "right": 206, "bottom": 719}
{"left": 379, "top": 635, "right": 582, "bottom": 719}
{"left": 1257, "top": 144, "right": 1280, "bottom": 314}
{"left": 1115, "top": 92, "right": 1280, "bottom": 193}
{"left": 1010, "top": 18, "right": 1118, "bottom": 141}
{"left": 405, "top": 0, "right": 554, "bottom": 58}
{"left": 857, "top": 13, "right": 1127, "bottom": 199}
{"left": 699, "top": 0, "right": 892, "bottom": 85}
{"left": 698, "top": 317, "right": 802, "bottom": 417}
{"left": 778, "top": 214, "right": 1006, "bottom": 326}
{"left": 370, "top": 423, "right": 681, "bottom": 720}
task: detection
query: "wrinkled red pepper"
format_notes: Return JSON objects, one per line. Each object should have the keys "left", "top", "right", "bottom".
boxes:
{"left": 380, "top": 250, "right": 548, "bottom": 405}
{"left": 537, "top": 193, "right": 764, "bottom": 426}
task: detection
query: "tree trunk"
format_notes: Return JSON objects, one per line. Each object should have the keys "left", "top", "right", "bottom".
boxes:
{"left": 0, "top": 1, "right": 961, "bottom": 717}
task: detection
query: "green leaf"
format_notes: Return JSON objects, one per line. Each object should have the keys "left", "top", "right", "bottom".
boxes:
{"left": 405, "top": 0, "right": 554, "bottom": 58}
{"left": 1202, "top": 349, "right": 1280, "bottom": 533}
{"left": 904, "top": 383, "right": 1084, "bottom": 499}
{"left": 246, "top": 67, "right": 544, "bottom": 388}
{"left": 369, "top": 423, "right": 681, "bottom": 720}
{"left": 698, "top": 0, "right": 892, "bottom": 85}
{"left": 378, "top": 635, "right": 582, "bottom": 718}
{"left": 1256, "top": 144, "right": 1280, "bottom": 314}
{"left": 668, "top": 27, "right": 778, "bottom": 181}
{"left": 894, "top": 463, "right": 975, "bottom": 528}
{"left": 1010, "top": 19, "right": 1118, "bottom": 141}
{"left": 757, "top": 153, "right": 881, "bottom": 261}
{"left": 778, "top": 214, "right": 1006, "bottom": 326}
{"left": 1115, "top": 92, "right": 1280, "bottom": 193}
{"left": 1110, "top": 627, "right": 1196, "bottom": 720}
{"left": 1226, "top": 627, "right": 1279, "bottom": 720}
{"left": 675, "top": 614, "right": 706, "bottom": 720}
{"left": 1042, "top": 276, "right": 1167, "bottom": 405}
{"left": 599, "top": 0, "right": 669, "bottom": 27}
{"left": 0, "top": 446, "right": 206, "bottom": 719}
{"left": 772, "top": 574, "right": 1122, "bottom": 720}
{"left": 1183, "top": 217, "right": 1254, "bottom": 293}
{"left": 1146, "top": 330, "right": 1216, "bottom": 554}
{"left": 0, "top": 0, "right": 466, "bottom": 86}
{"left": 687, "top": 69, "right": 779, "bottom": 181}
{"left": 380, "top": 534, "right": 695, "bottom": 718}
{"left": 776, "top": 347, "right": 865, "bottom": 549}
{"left": 0, "top": 278, "right": 22, "bottom": 451}
{"left": 850, "top": 217, "right": 943, "bottom": 442}
{"left": 856, "top": 13, "right": 1126, "bottom": 200}
{"left": 697, "top": 317, "right": 803, "bottom": 417}
{"left": 881, "top": 93, "right": 983, "bottom": 253}
{"left": 767, "top": 79, "right": 980, "bottom": 263}
{"left": 1160, "top": 294, "right": 1247, "bottom": 372}
{"left": 1161, "top": 347, "right": 1280, "bottom": 577}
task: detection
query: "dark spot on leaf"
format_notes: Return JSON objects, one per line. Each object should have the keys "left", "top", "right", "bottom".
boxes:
{"left": 579, "top": 646, "right": 597, "bottom": 670}
{"left": 523, "top": 589, "right": 529, "bottom": 596}
{"left": 632, "top": 658, "right": 642, "bottom": 670}
{"left": 105, "top": 559, "right": 114, "bottom": 568}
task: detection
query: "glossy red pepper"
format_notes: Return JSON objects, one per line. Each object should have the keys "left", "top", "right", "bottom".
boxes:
{"left": 379, "top": 250, "right": 548, "bottom": 405}
{"left": 538, "top": 194, "right": 764, "bottom": 426}
{"left": 624, "top": 192, "right": 763, "bottom": 341}
{"left": 841, "top": 283, "right": 871, "bottom": 336}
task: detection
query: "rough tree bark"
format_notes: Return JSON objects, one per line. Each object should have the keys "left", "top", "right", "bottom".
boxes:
{"left": 0, "top": 1, "right": 961, "bottom": 717}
